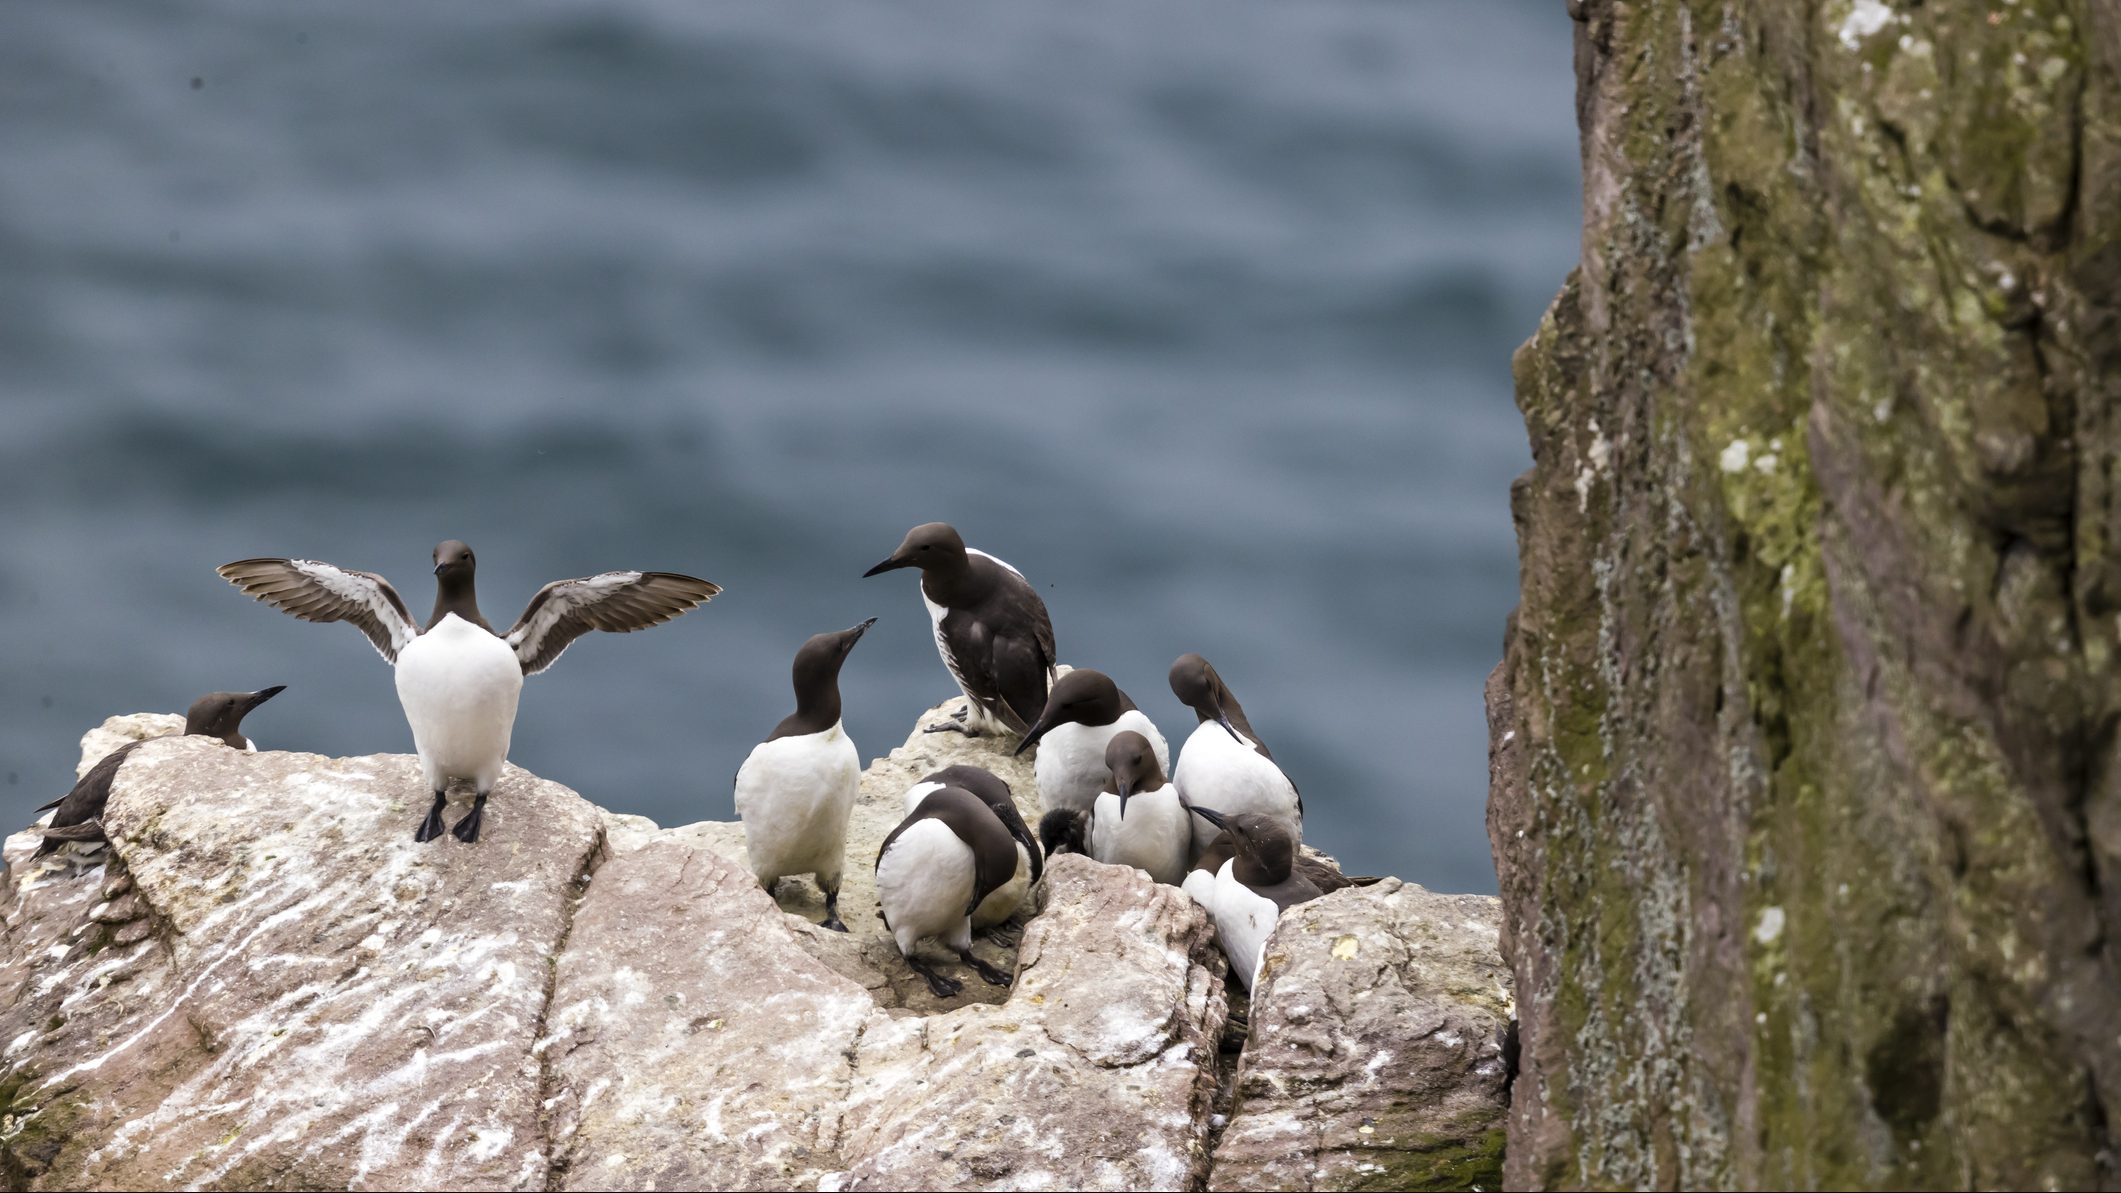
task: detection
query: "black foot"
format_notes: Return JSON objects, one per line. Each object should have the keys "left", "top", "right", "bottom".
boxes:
{"left": 982, "top": 924, "right": 1023, "bottom": 948}
{"left": 414, "top": 793, "right": 448, "bottom": 843}
{"left": 820, "top": 889, "right": 847, "bottom": 932}
{"left": 451, "top": 794, "right": 488, "bottom": 844}
{"left": 909, "top": 958, "right": 962, "bottom": 999}
{"left": 821, "top": 916, "right": 848, "bottom": 932}
{"left": 960, "top": 949, "right": 1013, "bottom": 987}
{"left": 922, "top": 721, "right": 978, "bottom": 737}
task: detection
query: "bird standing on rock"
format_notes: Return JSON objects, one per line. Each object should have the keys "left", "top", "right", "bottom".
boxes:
{"left": 33, "top": 686, "right": 286, "bottom": 859}
{"left": 1015, "top": 668, "right": 1169, "bottom": 818}
{"left": 1168, "top": 653, "right": 1302, "bottom": 857}
{"left": 736, "top": 619, "right": 876, "bottom": 932}
{"left": 862, "top": 522, "right": 1056, "bottom": 739}
{"left": 218, "top": 541, "right": 720, "bottom": 844}
{"left": 877, "top": 785, "right": 1020, "bottom": 998}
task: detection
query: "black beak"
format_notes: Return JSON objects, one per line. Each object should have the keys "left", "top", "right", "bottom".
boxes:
{"left": 1188, "top": 804, "right": 1229, "bottom": 830}
{"left": 1215, "top": 710, "right": 1243, "bottom": 744}
{"left": 1013, "top": 714, "right": 1054, "bottom": 757}
{"left": 433, "top": 562, "right": 446, "bottom": 575}
{"left": 846, "top": 616, "right": 879, "bottom": 642}
{"left": 862, "top": 556, "right": 908, "bottom": 578}
{"left": 1116, "top": 789, "right": 1132, "bottom": 820}
{"left": 245, "top": 685, "right": 288, "bottom": 709}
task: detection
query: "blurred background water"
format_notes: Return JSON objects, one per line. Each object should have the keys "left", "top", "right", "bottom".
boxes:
{"left": 0, "top": 2, "right": 1578, "bottom": 893}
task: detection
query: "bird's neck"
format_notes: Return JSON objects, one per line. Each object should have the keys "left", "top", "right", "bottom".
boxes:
{"left": 919, "top": 555, "right": 981, "bottom": 607}
{"left": 430, "top": 574, "right": 491, "bottom": 632}
{"left": 1234, "top": 851, "right": 1289, "bottom": 887}
{"left": 793, "top": 677, "right": 842, "bottom": 731}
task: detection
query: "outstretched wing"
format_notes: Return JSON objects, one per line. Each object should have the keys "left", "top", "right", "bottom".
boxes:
{"left": 217, "top": 558, "right": 417, "bottom": 663}
{"left": 507, "top": 570, "right": 722, "bottom": 676}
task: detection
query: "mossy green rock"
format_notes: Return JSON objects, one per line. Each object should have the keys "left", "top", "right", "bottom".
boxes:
{"left": 1489, "top": 0, "right": 2121, "bottom": 1187}
{"left": 1208, "top": 882, "right": 1511, "bottom": 1192}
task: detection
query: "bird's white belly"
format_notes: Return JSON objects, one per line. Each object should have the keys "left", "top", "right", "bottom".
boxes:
{"left": 393, "top": 615, "right": 523, "bottom": 792}
{"left": 1033, "top": 710, "right": 1170, "bottom": 816}
{"left": 735, "top": 724, "right": 860, "bottom": 885}
{"left": 971, "top": 841, "right": 1032, "bottom": 929}
{"left": 1089, "top": 786, "right": 1191, "bottom": 886}
{"left": 1175, "top": 722, "right": 1301, "bottom": 855}
{"left": 1212, "top": 860, "right": 1280, "bottom": 992}
{"left": 876, "top": 819, "right": 975, "bottom": 955}
{"left": 1181, "top": 867, "right": 1220, "bottom": 915}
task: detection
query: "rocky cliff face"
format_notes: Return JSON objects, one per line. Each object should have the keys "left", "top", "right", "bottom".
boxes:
{"left": 3, "top": 703, "right": 1507, "bottom": 1191}
{"left": 1491, "top": 0, "right": 2121, "bottom": 1187}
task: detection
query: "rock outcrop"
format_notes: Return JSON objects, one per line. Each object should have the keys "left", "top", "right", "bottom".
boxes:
{"left": 4, "top": 701, "right": 1508, "bottom": 1190}
{"left": 1491, "top": 1, "right": 2121, "bottom": 1188}
{"left": 1209, "top": 882, "right": 1512, "bottom": 1192}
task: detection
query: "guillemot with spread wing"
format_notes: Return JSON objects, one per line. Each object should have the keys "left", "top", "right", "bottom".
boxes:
{"left": 218, "top": 541, "right": 719, "bottom": 844}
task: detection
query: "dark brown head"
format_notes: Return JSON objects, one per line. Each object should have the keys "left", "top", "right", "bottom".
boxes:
{"left": 432, "top": 539, "right": 476, "bottom": 579}
{"left": 183, "top": 685, "right": 286, "bottom": 749}
{"left": 1169, "top": 653, "right": 1243, "bottom": 743}
{"left": 1187, "top": 806, "right": 1294, "bottom": 885}
{"left": 862, "top": 522, "right": 967, "bottom": 578}
{"left": 772, "top": 618, "right": 876, "bottom": 739}
{"left": 1102, "top": 730, "right": 1166, "bottom": 817}
{"left": 1014, "top": 668, "right": 1129, "bottom": 756}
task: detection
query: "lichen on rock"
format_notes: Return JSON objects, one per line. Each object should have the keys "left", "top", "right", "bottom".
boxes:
{"left": 1491, "top": 0, "right": 2121, "bottom": 1187}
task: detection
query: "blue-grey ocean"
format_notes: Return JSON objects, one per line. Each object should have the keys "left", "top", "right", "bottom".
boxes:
{"left": 0, "top": 3, "right": 1578, "bottom": 893}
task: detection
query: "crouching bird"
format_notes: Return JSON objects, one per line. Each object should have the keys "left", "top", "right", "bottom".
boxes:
{"left": 1184, "top": 805, "right": 1325, "bottom": 992}
{"left": 901, "top": 764, "right": 1042, "bottom": 940}
{"left": 218, "top": 541, "right": 719, "bottom": 844}
{"left": 876, "top": 785, "right": 1019, "bottom": 998}
{"left": 33, "top": 686, "right": 285, "bottom": 859}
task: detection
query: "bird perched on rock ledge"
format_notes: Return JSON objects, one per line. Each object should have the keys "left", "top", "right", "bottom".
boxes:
{"left": 736, "top": 618, "right": 876, "bottom": 932}
{"left": 863, "top": 522, "right": 1056, "bottom": 740}
{"left": 218, "top": 541, "right": 719, "bottom": 844}
{"left": 33, "top": 686, "right": 285, "bottom": 860}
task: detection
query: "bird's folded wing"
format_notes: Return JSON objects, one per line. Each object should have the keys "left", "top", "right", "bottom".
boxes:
{"left": 507, "top": 571, "right": 722, "bottom": 676}
{"left": 216, "top": 558, "right": 417, "bottom": 663}
{"left": 39, "top": 820, "right": 108, "bottom": 842}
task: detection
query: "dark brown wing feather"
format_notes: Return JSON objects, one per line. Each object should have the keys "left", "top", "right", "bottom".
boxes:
{"left": 507, "top": 570, "right": 722, "bottom": 676}
{"left": 926, "top": 764, "right": 1042, "bottom": 883}
{"left": 34, "top": 741, "right": 143, "bottom": 856}
{"left": 216, "top": 558, "right": 416, "bottom": 663}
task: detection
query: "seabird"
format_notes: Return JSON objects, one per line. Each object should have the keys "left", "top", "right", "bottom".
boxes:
{"left": 1178, "top": 830, "right": 1232, "bottom": 924}
{"left": 32, "top": 686, "right": 285, "bottom": 859}
{"left": 1086, "top": 730, "right": 1190, "bottom": 886}
{"left": 862, "top": 522, "right": 1055, "bottom": 738}
{"left": 876, "top": 785, "right": 1019, "bottom": 998}
{"left": 900, "top": 764, "right": 1042, "bottom": 936}
{"left": 1013, "top": 668, "right": 1170, "bottom": 818}
{"left": 1168, "top": 653, "right": 1302, "bottom": 858}
{"left": 735, "top": 618, "right": 875, "bottom": 932}
{"left": 218, "top": 541, "right": 719, "bottom": 844}
{"left": 1186, "top": 806, "right": 1323, "bottom": 992}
